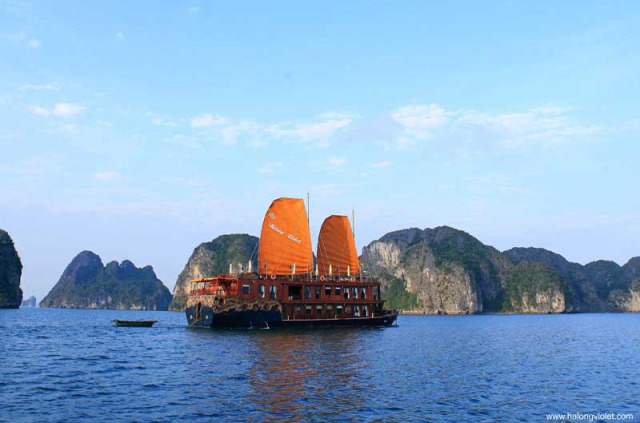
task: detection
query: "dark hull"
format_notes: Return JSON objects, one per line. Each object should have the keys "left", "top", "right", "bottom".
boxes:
{"left": 186, "top": 305, "right": 397, "bottom": 329}
{"left": 113, "top": 319, "right": 157, "bottom": 327}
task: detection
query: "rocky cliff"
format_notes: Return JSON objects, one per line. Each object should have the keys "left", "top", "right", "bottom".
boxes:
{"left": 504, "top": 248, "right": 640, "bottom": 312}
{"left": 169, "top": 227, "right": 639, "bottom": 314}
{"left": 503, "top": 262, "right": 566, "bottom": 313}
{"left": 362, "top": 226, "right": 639, "bottom": 314}
{"left": 0, "top": 229, "right": 23, "bottom": 308}
{"left": 598, "top": 257, "right": 640, "bottom": 312}
{"left": 40, "top": 251, "right": 172, "bottom": 310}
{"left": 169, "top": 234, "right": 258, "bottom": 311}
{"left": 362, "top": 227, "right": 511, "bottom": 313}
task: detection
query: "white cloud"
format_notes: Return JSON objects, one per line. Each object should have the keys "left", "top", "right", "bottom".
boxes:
{"left": 267, "top": 114, "right": 352, "bottom": 144}
{"left": 183, "top": 112, "right": 351, "bottom": 148}
{"left": 30, "top": 104, "right": 86, "bottom": 119}
{"left": 455, "top": 107, "right": 601, "bottom": 148}
{"left": 52, "top": 103, "right": 86, "bottom": 118}
{"left": 152, "top": 117, "right": 178, "bottom": 127}
{"left": 20, "top": 83, "right": 59, "bottom": 91}
{"left": 391, "top": 104, "right": 450, "bottom": 140}
{"left": 247, "top": 138, "right": 267, "bottom": 148}
{"left": 330, "top": 157, "right": 346, "bottom": 167}
{"left": 368, "top": 160, "right": 390, "bottom": 169}
{"left": 11, "top": 32, "right": 40, "bottom": 48}
{"left": 145, "top": 112, "right": 181, "bottom": 127}
{"left": 390, "top": 103, "right": 600, "bottom": 150}
{"left": 29, "top": 105, "right": 49, "bottom": 116}
{"left": 142, "top": 105, "right": 601, "bottom": 156}
{"left": 205, "top": 120, "right": 261, "bottom": 145}
{"left": 191, "top": 113, "right": 229, "bottom": 128}
{"left": 219, "top": 126, "right": 241, "bottom": 145}
{"left": 116, "top": 32, "right": 125, "bottom": 41}
{"left": 92, "top": 171, "right": 126, "bottom": 182}
{"left": 258, "top": 162, "right": 283, "bottom": 175}
{"left": 187, "top": 6, "right": 201, "bottom": 14}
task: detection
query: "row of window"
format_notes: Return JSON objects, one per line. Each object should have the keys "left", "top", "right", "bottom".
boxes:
{"left": 242, "top": 284, "right": 278, "bottom": 298}
{"left": 241, "top": 284, "right": 381, "bottom": 300}
{"left": 303, "top": 285, "right": 373, "bottom": 300}
{"left": 294, "top": 304, "right": 373, "bottom": 317}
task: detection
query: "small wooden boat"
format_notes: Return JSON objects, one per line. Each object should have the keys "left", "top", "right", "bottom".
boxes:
{"left": 112, "top": 319, "right": 158, "bottom": 327}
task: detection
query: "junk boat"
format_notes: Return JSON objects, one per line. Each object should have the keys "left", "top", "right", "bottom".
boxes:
{"left": 186, "top": 197, "right": 398, "bottom": 328}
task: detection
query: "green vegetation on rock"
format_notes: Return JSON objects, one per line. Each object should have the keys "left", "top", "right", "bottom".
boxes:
{"left": 503, "top": 262, "right": 567, "bottom": 313}
{"left": 382, "top": 277, "right": 420, "bottom": 310}
{"left": 362, "top": 226, "right": 640, "bottom": 314}
{"left": 40, "top": 251, "right": 172, "bottom": 310}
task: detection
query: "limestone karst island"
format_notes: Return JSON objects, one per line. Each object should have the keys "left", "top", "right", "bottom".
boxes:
{"left": 4, "top": 223, "right": 638, "bottom": 315}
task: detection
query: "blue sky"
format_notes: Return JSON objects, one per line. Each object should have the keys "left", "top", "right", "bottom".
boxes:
{"left": 1, "top": 1, "right": 639, "bottom": 301}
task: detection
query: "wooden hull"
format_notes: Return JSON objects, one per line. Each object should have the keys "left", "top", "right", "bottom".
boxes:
{"left": 113, "top": 319, "right": 157, "bottom": 327}
{"left": 186, "top": 304, "right": 397, "bottom": 329}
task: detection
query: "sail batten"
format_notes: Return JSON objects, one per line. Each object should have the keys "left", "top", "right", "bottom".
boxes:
{"left": 258, "top": 198, "right": 313, "bottom": 275}
{"left": 317, "top": 215, "right": 359, "bottom": 275}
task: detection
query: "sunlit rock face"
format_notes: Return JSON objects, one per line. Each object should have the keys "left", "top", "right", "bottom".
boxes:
{"left": 362, "top": 227, "right": 511, "bottom": 314}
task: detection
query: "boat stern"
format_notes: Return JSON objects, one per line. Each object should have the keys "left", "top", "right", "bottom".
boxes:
{"left": 186, "top": 299, "right": 215, "bottom": 327}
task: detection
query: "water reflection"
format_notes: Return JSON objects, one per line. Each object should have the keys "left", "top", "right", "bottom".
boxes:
{"left": 8, "top": 311, "right": 637, "bottom": 422}
{"left": 246, "top": 329, "right": 375, "bottom": 421}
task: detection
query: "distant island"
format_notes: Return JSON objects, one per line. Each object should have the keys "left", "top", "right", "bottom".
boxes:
{"left": 0, "top": 229, "right": 23, "bottom": 309}
{"left": 21, "top": 296, "right": 37, "bottom": 308}
{"left": 40, "top": 251, "right": 172, "bottom": 310}
{"left": 170, "top": 228, "right": 640, "bottom": 314}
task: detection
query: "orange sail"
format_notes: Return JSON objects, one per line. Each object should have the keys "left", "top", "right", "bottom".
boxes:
{"left": 258, "top": 198, "right": 313, "bottom": 275}
{"left": 317, "top": 215, "right": 359, "bottom": 275}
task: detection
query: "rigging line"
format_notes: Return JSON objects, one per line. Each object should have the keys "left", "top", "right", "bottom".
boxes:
{"left": 318, "top": 229, "right": 329, "bottom": 275}
{"left": 248, "top": 237, "right": 260, "bottom": 272}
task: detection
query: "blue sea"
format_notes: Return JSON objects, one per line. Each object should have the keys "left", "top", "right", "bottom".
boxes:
{"left": 1, "top": 309, "right": 638, "bottom": 422}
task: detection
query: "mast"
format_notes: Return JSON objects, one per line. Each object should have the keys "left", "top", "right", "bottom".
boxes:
{"left": 307, "top": 191, "right": 311, "bottom": 280}
{"left": 352, "top": 206, "right": 355, "bottom": 245}
{"left": 353, "top": 207, "right": 363, "bottom": 282}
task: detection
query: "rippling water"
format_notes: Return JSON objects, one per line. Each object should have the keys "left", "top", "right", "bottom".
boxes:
{"left": 1, "top": 309, "right": 639, "bottom": 422}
